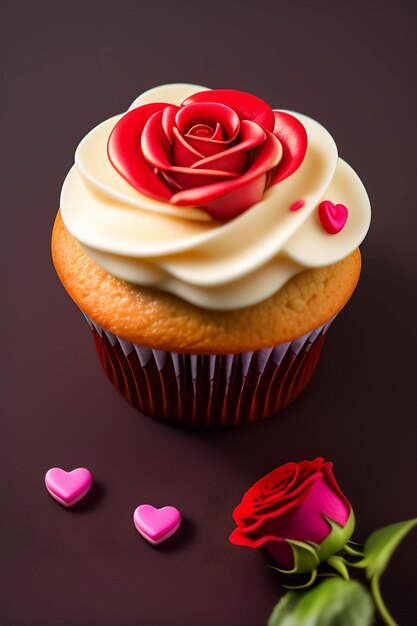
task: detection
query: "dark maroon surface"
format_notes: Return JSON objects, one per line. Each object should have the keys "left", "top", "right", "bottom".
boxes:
{"left": 1, "top": 1, "right": 417, "bottom": 625}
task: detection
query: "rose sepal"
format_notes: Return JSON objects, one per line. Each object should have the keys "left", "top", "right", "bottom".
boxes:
{"left": 273, "top": 510, "right": 355, "bottom": 579}
{"left": 270, "top": 540, "right": 320, "bottom": 589}
{"left": 315, "top": 511, "right": 355, "bottom": 565}
{"left": 326, "top": 555, "right": 350, "bottom": 580}
{"left": 342, "top": 541, "right": 365, "bottom": 558}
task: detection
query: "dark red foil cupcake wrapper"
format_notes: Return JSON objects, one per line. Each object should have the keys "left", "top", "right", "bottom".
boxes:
{"left": 82, "top": 314, "right": 335, "bottom": 428}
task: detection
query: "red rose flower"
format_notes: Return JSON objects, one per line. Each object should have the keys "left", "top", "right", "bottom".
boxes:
{"left": 229, "top": 458, "right": 354, "bottom": 573}
{"left": 107, "top": 89, "right": 307, "bottom": 220}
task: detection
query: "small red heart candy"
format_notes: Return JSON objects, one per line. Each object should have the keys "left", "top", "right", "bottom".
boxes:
{"left": 318, "top": 200, "right": 348, "bottom": 234}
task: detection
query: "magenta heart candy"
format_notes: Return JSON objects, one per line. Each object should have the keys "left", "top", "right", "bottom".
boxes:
{"left": 318, "top": 200, "right": 348, "bottom": 234}
{"left": 45, "top": 467, "right": 93, "bottom": 507}
{"left": 133, "top": 504, "right": 181, "bottom": 545}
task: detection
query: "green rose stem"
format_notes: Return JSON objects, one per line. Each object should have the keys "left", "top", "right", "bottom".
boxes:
{"left": 370, "top": 576, "right": 396, "bottom": 626}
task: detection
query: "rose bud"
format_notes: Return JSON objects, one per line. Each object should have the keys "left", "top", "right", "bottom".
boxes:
{"left": 229, "top": 458, "right": 354, "bottom": 575}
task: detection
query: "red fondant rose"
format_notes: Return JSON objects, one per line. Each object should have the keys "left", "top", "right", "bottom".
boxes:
{"left": 229, "top": 458, "right": 354, "bottom": 573}
{"left": 108, "top": 89, "right": 307, "bottom": 220}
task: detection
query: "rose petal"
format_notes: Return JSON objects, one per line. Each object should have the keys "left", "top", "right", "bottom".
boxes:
{"left": 172, "top": 127, "right": 205, "bottom": 168}
{"left": 270, "top": 110, "right": 308, "bottom": 184}
{"left": 107, "top": 103, "right": 172, "bottom": 200}
{"left": 235, "top": 463, "right": 298, "bottom": 522}
{"left": 190, "top": 120, "right": 268, "bottom": 175}
{"left": 263, "top": 538, "right": 295, "bottom": 569}
{"left": 194, "top": 149, "right": 249, "bottom": 176}
{"left": 158, "top": 169, "right": 183, "bottom": 193}
{"left": 252, "top": 460, "right": 323, "bottom": 512}
{"left": 187, "top": 123, "right": 216, "bottom": 139}
{"left": 232, "top": 466, "right": 350, "bottom": 547}
{"left": 175, "top": 102, "right": 240, "bottom": 140}
{"left": 167, "top": 166, "right": 239, "bottom": 190}
{"left": 321, "top": 462, "right": 351, "bottom": 525}
{"left": 170, "top": 129, "right": 281, "bottom": 214}
{"left": 185, "top": 133, "right": 235, "bottom": 158}
{"left": 161, "top": 105, "right": 179, "bottom": 142}
{"left": 195, "top": 174, "right": 267, "bottom": 220}
{"left": 236, "top": 494, "right": 305, "bottom": 531}
{"left": 211, "top": 123, "right": 224, "bottom": 141}
{"left": 250, "top": 471, "right": 324, "bottom": 518}
{"left": 234, "top": 472, "right": 324, "bottom": 529}
{"left": 229, "top": 527, "right": 295, "bottom": 568}
{"left": 232, "top": 459, "right": 324, "bottom": 524}
{"left": 183, "top": 89, "right": 275, "bottom": 131}
{"left": 141, "top": 110, "right": 172, "bottom": 169}
{"left": 254, "top": 476, "right": 350, "bottom": 545}
{"left": 247, "top": 459, "right": 321, "bottom": 505}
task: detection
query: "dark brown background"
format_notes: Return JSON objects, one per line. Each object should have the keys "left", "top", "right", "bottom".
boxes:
{"left": 1, "top": 1, "right": 416, "bottom": 624}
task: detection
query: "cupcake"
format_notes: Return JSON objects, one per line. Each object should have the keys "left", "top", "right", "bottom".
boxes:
{"left": 52, "top": 83, "right": 370, "bottom": 428}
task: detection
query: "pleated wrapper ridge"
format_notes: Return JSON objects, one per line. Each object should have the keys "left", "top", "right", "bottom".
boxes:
{"left": 82, "top": 313, "right": 335, "bottom": 428}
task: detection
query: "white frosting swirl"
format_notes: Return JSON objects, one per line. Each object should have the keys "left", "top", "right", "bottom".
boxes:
{"left": 60, "top": 83, "right": 371, "bottom": 310}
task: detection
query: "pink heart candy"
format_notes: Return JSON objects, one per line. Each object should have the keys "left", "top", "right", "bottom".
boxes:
{"left": 45, "top": 467, "right": 93, "bottom": 507}
{"left": 133, "top": 504, "right": 181, "bottom": 545}
{"left": 318, "top": 200, "right": 348, "bottom": 234}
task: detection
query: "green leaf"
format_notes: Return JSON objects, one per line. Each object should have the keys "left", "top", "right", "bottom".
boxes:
{"left": 363, "top": 517, "right": 417, "bottom": 580}
{"left": 267, "top": 593, "right": 300, "bottom": 626}
{"left": 267, "top": 578, "right": 374, "bottom": 626}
